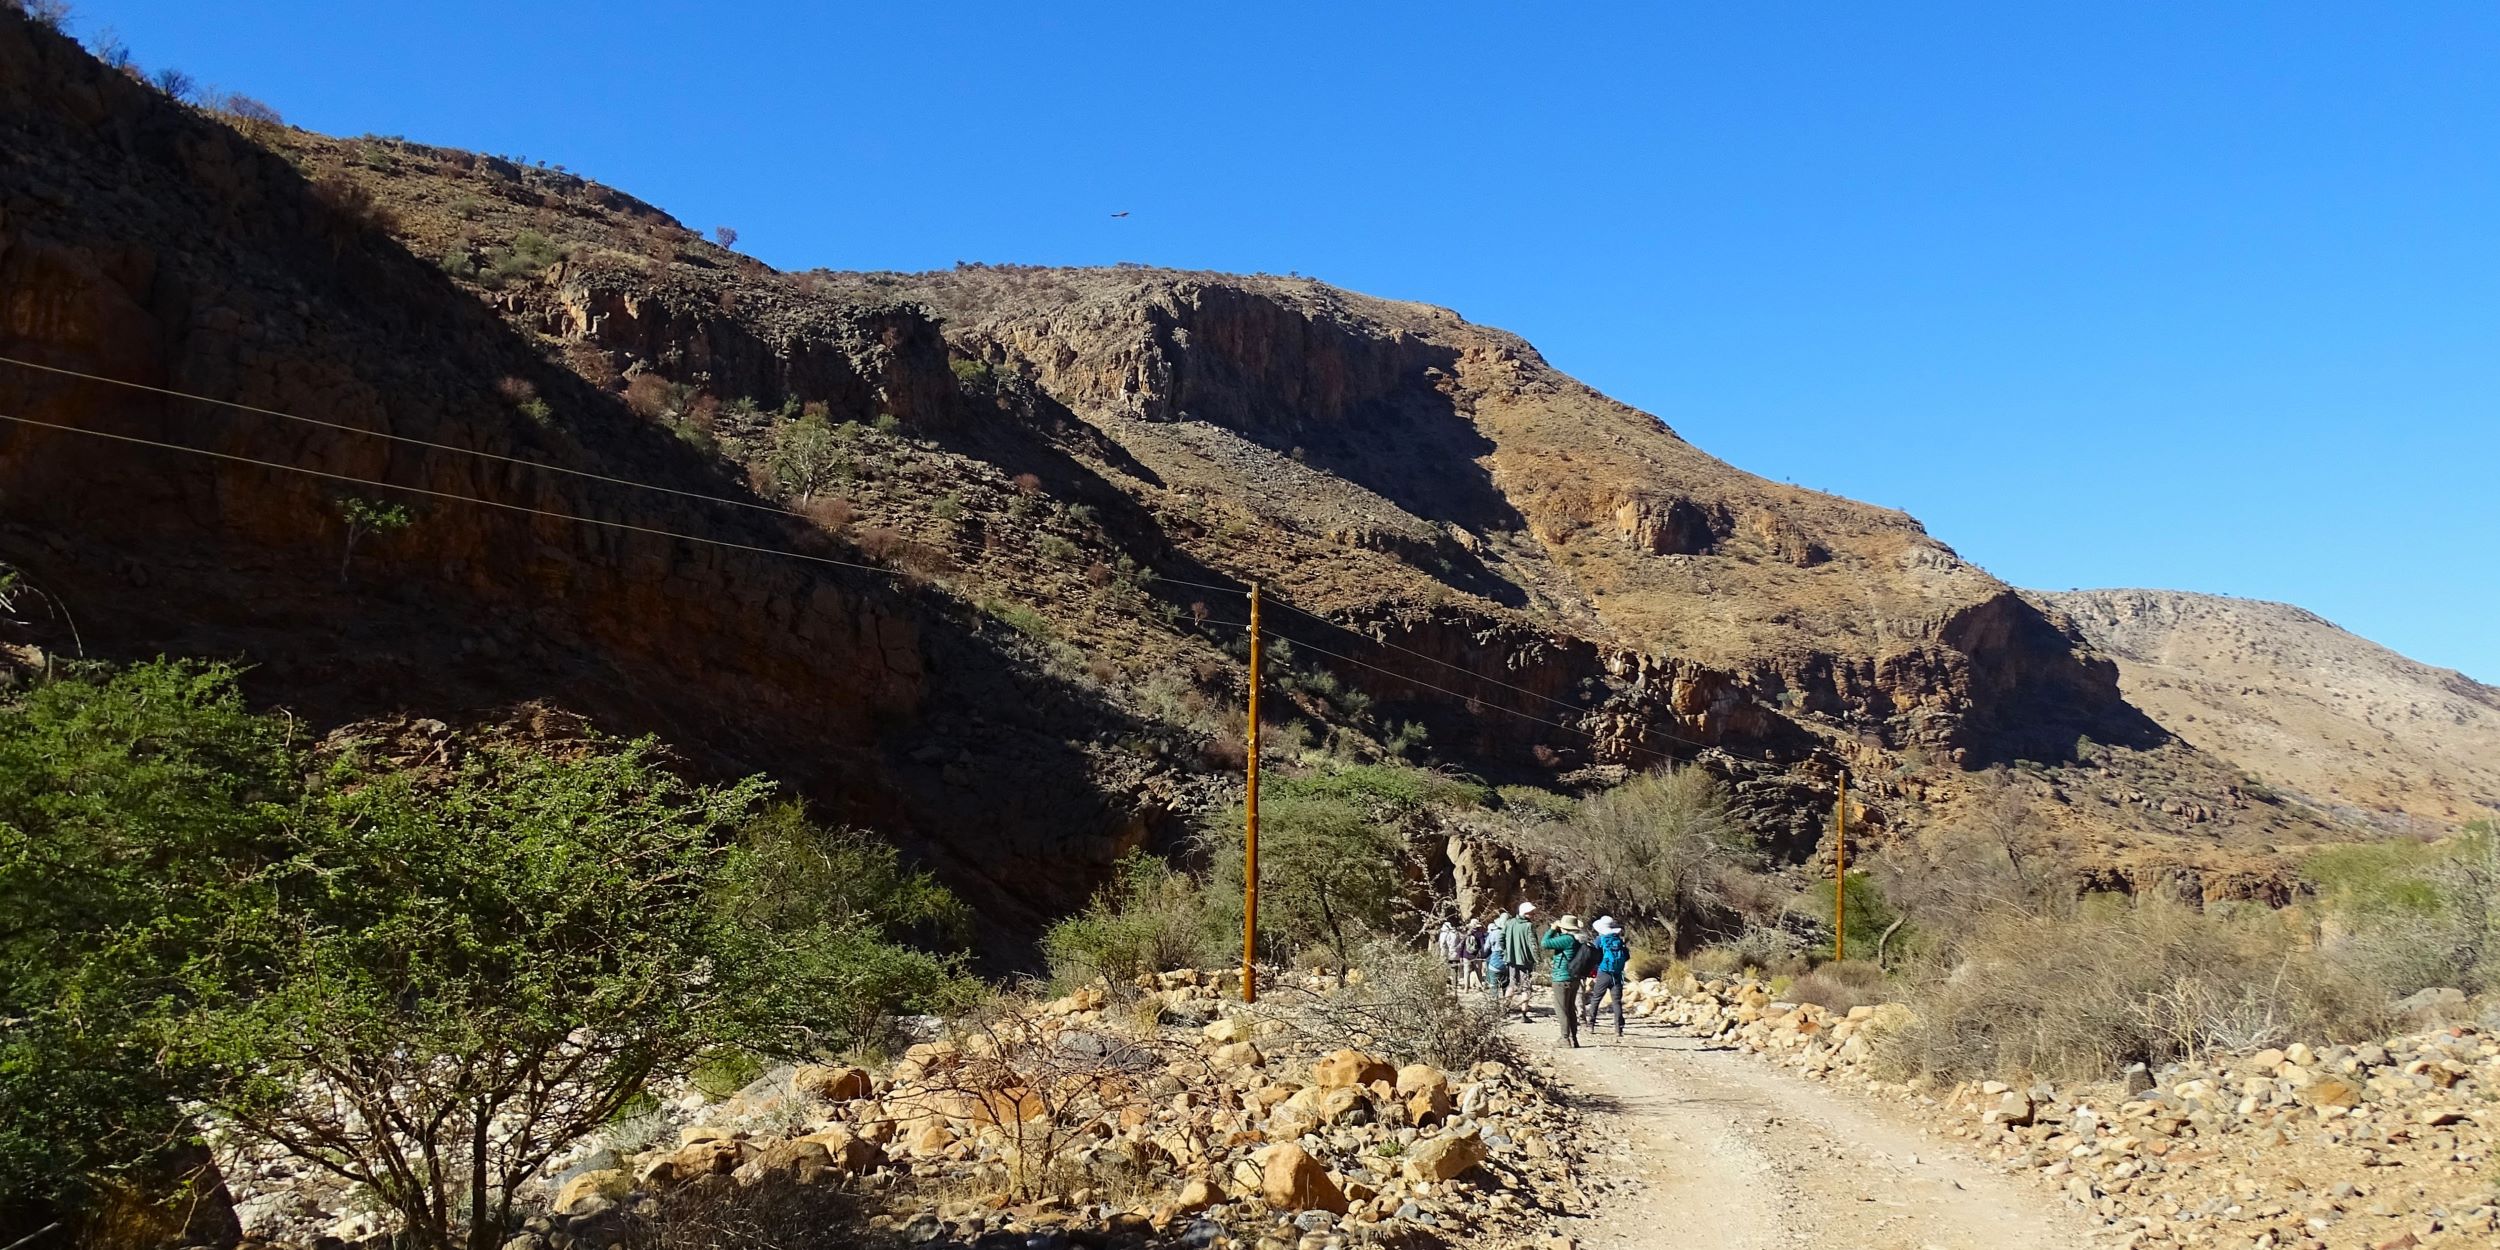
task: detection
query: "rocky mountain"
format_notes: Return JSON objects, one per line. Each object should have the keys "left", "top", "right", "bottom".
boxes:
{"left": 0, "top": 13, "right": 2362, "bottom": 923}
{"left": 2036, "top": 589, "right": 2500, "bottom": 831}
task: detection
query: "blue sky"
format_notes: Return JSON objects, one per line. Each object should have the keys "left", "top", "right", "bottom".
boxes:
{"left": 72, "top": 2, "right": 2500, "bottom": 681}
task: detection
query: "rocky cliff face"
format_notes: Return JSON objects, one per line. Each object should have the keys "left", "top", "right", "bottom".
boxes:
{"left": 0, "top": 13, "right": 2359, "bottom": 918}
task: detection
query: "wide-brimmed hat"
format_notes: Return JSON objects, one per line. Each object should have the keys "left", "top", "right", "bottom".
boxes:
{"left": 1557, "top": 913, "right": 1588, "bottom": 934}
{"left": 1517, "top": 902, "right": 1538, "bottom": 917}
{"left": 1593, "top": 916, "right": 1620, "bottom": 935}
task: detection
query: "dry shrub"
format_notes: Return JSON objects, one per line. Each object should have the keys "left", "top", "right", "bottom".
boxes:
{"left": 614, "top": 1173, "right": 868, "bottom": 1250}
{"left": 1787, "top": 960, "right": 1889, "bottom": 1014}
{"left": 624, "top": 374, "right": 677, "bottom": 420}
{"left": 1254, "top": 938, "right": 1508, "bottom": 1070}
{"left": 1626, "top": 945, "right": 1674, "bottom": 982}
{"left": 494, "top": 376, "right": 537, "bottom": 406}
{"left": 1880, "top": 897, "right": 2387, "bottom": 1082}
{"left": 853, "top": 528, "right": 953, "bottom": 581}
{"left": 792, "top": 496, "right": 855, "bottom": 533}
{"left": 1012, "top": 473, "right": 1043, "bottom": 495}
{"left": 309, "top": 171, "right": 399, "bottom": 252}
{"left": 912, "top": 997, "right": 1214, "bottom": 1202}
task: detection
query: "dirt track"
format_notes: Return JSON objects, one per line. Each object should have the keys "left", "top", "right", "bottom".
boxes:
{"left": 1510, "top": 1012, "right": 2095, "bottom": 1250}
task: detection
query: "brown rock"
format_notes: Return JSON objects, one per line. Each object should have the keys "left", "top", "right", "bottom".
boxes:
{"left": 747, "top": 1139, "right": 833, "bottom": 1186}
{"left": 793, "top": 1063, "right": 871, "bottom": 1103}
{"left": 1175, "top": 1176, "right": 1219, "bottom": 1212}
{"left": 1258, "top": 1143, "right": 1349, "bottom": 1213}
{"left": 2304, "top": 1077, "right": 2362, "bottom": 1109}
{"left": 1312, "top": 1049, "right": 1394, "bottom": 1090}
{"left": 553, "top": 1168, "right": 630, "bottom": 1214}
{"left": 797, "top": 1127, "right": 887, "bottom": 1173}
{"left": 1401, "top": 1128, "right": 1486, "bottom": 1182}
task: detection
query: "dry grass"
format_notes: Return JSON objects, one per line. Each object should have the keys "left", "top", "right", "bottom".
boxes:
{"left": 1253, "top": 938, "right": 1509, "bottom": 1070}
{"left": 1877, "top": 896, "right": 2388, "bottom": 1081}
{"left": 1786, "top": 960, "right": 1889, "bottom": 1014}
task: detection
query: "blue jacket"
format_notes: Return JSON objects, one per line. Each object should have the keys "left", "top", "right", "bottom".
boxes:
{"left": 1594, "top": 932, "right": 1630, "bottom": 976}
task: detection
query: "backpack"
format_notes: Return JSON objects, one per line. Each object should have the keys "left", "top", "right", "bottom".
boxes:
{"left": 1596, "top": 932, "right": 1630, "bottom": 976}
{"left": 1565, "top": 938, "right": 1600, "bottom": 982}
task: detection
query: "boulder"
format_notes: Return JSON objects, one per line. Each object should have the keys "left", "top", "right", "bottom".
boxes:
{"left": 797, "top": 1127, "right": 887, "bottom": 1173}
{"left": 1401, "top": 1127, "right": 1486, "bottom": 1183}
{"left": 793, "top": 1063, "right": 871, "bottom": 1103}
{"left": 1257, "top": 1143, "right": 1349, "bottom": 1213}
{"left": 1312, "top": 1049, "right": 1394, "bottom": 1090}
{"left": 745, "top": 1139, "right": 832, "bottom": 1186}
{"left": 1203, "top": 1017, "right": 1255, "bottom": 1046}
{"left": 1212, "top": 1041, "right": 1266, "bottom": 1070}
{"left": 552, "top": 1168, "right": 629, "bottom": 1215}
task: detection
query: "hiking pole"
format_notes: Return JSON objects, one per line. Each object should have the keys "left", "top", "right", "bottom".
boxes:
{"left": 1834, "top": 771, "right": 1848, "bottom": 963}
{"left": 1243, "top": 582, "right": 1261, "bottom": 1004}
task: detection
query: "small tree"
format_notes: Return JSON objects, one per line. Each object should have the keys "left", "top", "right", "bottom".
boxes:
{"left": 1537, "top": 765, "right": 1755, "bottom": 956}
{"left": 712, "top": 225, "right": 738, "bottom": 248}
{"left": 1202, "top": 781, "right": 1407, "bottom": 965}
{"left": 332, "top": 495, "right": 411, "bottom": 583}
{"left": 768, "top": 413, "right": 846, "bottom": 503}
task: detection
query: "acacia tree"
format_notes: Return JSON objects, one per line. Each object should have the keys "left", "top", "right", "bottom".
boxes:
{"left": 187, "top": 750, "right": 965, "bottom": 1250}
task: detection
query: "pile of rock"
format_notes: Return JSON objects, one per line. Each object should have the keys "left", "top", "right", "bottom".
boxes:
{"left": 1625, "top": 974, "right": 2500, "bottom": 1250}
{"left": 216, "top": 969, "right": 1599, "bottom": 1250}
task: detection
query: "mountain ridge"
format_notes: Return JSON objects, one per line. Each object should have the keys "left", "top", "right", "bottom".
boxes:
{"left": 0, "top": 11, "right": 2427, "bottom": 924}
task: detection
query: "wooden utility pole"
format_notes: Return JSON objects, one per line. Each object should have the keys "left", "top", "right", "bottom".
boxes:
{"left": 1834, "top": 771, "right": 1848, "bottom": 963}
{"left": 1242, "top": 583, "right": 1262, "bottom": 1003}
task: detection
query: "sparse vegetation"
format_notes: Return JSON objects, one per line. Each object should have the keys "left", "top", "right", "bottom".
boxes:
{"left": 332, "top": 494, "right": 411, "bottom": 582}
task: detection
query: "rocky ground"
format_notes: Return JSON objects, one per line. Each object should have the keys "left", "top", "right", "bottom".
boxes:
{"left": 216, "top": 970, "right": 1605, "bottom": 1250}
{"left": 1622, "top": 974, "right": 2500, "bottom": 1250}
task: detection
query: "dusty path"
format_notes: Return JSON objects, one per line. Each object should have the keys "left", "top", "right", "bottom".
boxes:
{"left": 1507, "top": 1012, "right": 2095, "bottom": 1250}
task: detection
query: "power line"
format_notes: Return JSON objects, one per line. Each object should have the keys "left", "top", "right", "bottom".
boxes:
{"left": 0, "top": 354, "right": 1781, "bottom": 737}
{"left": 0, "top": 353, "right": 1253, "bottom": 596}
{"left": 0, "top": 411, "right": 905, "bottom": 579}
{"left": 0, "top": 402, "right": 1801, "bottom": 769}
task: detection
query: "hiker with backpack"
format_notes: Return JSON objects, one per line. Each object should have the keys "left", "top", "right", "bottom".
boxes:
{"left": 1502, "top": 902, "right": 1542, "bottom": 1021}
{"left": 1582, "top": 915, "right": 1631, "bottom": 1038}
{"left": 1544, "top": 914, "right": 1592, "bottom": 1047}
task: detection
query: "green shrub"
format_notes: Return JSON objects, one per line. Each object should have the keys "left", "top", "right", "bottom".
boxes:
{"left": 1202, "top": 782, "right": 1409, "bottom": 964}
{"left": 1041, "top": 854, "right": 1221, "bottom": 992}
{"left": 484, "top": 229, "right": 565, "bottom": 282}
{"left": 689, "top": 1049, "right": 767, "bottom": 1102}
{"left": 2306, "top": 823, "right": 2500, "bottom": 997}
{"left": 0, "top": 660, "right": 304, "bottom": 1219}
{"left": 1495, "top": 784, "right": 1578, "bottom": 823}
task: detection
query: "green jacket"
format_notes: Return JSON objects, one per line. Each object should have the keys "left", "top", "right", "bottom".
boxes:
{"left": 1542, "top": 929, "right": 1581, "bottom": 984}
{"left": 1500, "top": 915, "right": 1539, "bottom": 969}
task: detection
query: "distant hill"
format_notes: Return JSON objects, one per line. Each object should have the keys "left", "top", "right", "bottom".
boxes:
{"left": 2035, "top": 590, "right": 2500, "bottom": 831}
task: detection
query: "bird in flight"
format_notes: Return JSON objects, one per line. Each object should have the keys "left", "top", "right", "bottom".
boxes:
{"left": 1110, "top": 211, "right": 1131, "bottom": 218}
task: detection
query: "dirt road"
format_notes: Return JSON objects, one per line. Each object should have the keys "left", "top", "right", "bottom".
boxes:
{"left": 1510, "top": 1013, "right": 2095, "bottom": 1250}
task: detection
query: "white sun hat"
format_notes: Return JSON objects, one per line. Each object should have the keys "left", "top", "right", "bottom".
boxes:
{"left": 1593, "top": 916, "right": 1620, "bottom": 935}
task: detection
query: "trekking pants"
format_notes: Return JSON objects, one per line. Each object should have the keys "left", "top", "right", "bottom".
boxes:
{"left": 1583, "top": 970, "right": 1624, "bottom": 1034}
{"left": 1552, "top": 981, "right": 1580, "bottom": 1046}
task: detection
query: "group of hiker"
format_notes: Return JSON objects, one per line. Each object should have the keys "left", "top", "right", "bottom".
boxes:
{"left": 1435, "top": 904, "right": 1629, "bottom": 1048}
